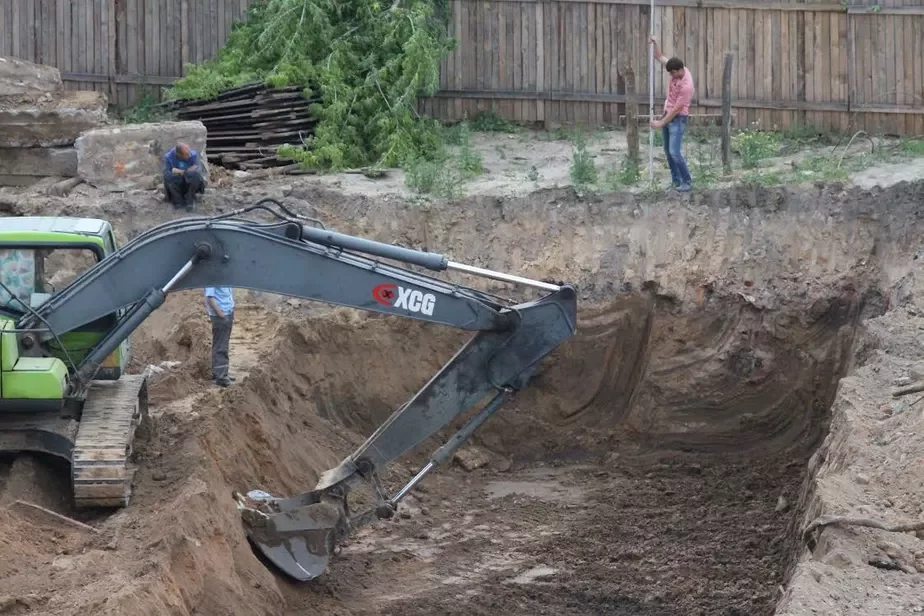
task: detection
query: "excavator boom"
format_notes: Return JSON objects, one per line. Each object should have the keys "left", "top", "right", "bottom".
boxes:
{"left": 14, "top": 199, "right": 578, "bottom": 581}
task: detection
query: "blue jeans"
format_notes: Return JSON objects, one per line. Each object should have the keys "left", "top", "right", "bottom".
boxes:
{"left": 662, "top": 115, "right": 692, "bottom": 186}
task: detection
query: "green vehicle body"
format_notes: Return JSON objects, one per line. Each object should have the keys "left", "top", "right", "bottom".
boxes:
{"left": 0, "top": 217, "right": 130, "bottom": 402}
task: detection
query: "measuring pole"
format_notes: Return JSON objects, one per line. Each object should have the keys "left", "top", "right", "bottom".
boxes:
{"left": 648, "top": 0, "right": 655, "bottom": 186}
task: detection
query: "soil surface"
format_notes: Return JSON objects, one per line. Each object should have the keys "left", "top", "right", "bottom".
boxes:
{"left": 294, "top": 129, "right": 924, "bottom": 199}
{"left": 0, "top": 173, "right": 921, "bottom": 615}
{"left": 294, "top": 457, "right": 808, "bottom": 616}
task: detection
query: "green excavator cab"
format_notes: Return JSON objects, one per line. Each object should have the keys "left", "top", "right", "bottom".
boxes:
{"left": 0, "top": 216, "right": 147, "bottom": 508}
{"left": 0, "top": 216, "right": 130, "bottom": 378}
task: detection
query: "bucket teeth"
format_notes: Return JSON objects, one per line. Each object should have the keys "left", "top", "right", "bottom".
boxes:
{"left": 236, "top": 490, "right": 348, "bottom": 582}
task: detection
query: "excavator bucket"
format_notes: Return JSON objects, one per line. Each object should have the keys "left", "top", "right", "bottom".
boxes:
{"left": 236, "top": 490, "right": 349, "bottom": 582}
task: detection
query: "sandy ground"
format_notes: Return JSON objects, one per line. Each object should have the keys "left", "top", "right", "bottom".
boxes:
{"left": 0, "top": 137, "right": 922, "bottom": 615}
{"left": 777, "top": 280, "right": 924, "bottom": 616}
{"left": 296, "top": 129, "right": 924, "bottom": 199}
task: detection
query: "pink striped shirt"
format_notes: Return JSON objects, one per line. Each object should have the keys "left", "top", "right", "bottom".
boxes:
{"left": 664, "top": 68, "right": 695, "bottom": 117}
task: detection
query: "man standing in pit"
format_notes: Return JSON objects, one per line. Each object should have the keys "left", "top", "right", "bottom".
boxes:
{"left": 648, "top": 35, "right": 695, "bottom": 193}
{"left": 204, "top": 286, "right": 235, "bottom": 387}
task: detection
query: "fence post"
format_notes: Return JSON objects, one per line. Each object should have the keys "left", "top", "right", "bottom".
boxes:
{"left": 721, "top": 52, "right": 734, "bottom": 175}
{"left": 624, "top": 65, "right": 639, "bottom": 166}
{"left": 181, "top": 0, "right": 190, "bottom": 76}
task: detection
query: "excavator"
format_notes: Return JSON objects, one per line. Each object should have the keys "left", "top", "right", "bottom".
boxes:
{"left": 0, "top": 198, "right": 577, "bottom": 583}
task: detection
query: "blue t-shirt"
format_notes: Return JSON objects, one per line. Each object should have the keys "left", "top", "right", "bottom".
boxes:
{"left": 164, "top": 147, "right": 199, "bottom": 174}
{"left": 204, "top": 287, "right": 234, "bottom": 316}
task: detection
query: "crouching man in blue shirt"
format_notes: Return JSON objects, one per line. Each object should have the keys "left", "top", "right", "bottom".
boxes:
{"left": 163, "top": 142, "right": 205, "bottom": 211}
{"left": 204, "top": 286, "right": 235, "bottom": 387}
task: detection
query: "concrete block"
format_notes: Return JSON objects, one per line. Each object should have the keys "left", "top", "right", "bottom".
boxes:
{"left": 75, "top": 120, "right": 209, "bottom": 192}
{"left": 0, "top": 175, "right": 43, "bottom": 187}
{"left": 0, "top": 91, "right": 108, "bottom": 147}
{"left": 0, "top": 56, "right": 63, "bottom": 97}
{"left": 0, "top": 147, "right": 78, "bottom": 178}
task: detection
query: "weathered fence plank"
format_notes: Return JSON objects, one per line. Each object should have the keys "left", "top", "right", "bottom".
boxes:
{"left": 0, "top": 0, "right": 257, "bottom": 107}
{"left": 427, "top": 0, "right": 924, "bottom": 133}
{"left": 0, "top": 0, "right": 921, "bottom": 134}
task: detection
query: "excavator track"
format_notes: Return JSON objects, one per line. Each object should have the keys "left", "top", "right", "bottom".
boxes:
{"left": 72, "top": 374, "right": 149, "bottom": 508}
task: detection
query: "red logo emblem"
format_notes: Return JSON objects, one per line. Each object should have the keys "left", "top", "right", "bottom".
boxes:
{"left": 373, "top": 283, "right": 398, "bottom": 306}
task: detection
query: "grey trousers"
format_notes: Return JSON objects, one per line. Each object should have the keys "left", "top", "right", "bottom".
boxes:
{"left": 164, "top": 169, "right": 205, "bottom": 208}
{"left": 209, "top": 312, "right": 233, "bottom": 380}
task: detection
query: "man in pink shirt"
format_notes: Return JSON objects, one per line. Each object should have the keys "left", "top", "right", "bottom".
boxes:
{"left": 649, "top": 36, "right": 695, "bottom": 192}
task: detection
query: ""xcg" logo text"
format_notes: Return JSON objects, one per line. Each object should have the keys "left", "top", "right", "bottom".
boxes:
{"left": 372, "top": 283, "right": 437, "bottom": 316}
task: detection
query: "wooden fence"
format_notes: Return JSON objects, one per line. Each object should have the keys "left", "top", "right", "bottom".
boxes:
{"left": 1, "top": 0, "right": 922, "bottom": 134}
{"left": 0, "top": 0, "right": 257, "bottom": 107}
{"left": 418, "top": 0, "right": 924, "bottom": 134}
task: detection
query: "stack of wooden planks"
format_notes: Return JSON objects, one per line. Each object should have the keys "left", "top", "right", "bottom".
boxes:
{"left": 161, "top": 82, "right": 319, "bottom": 170}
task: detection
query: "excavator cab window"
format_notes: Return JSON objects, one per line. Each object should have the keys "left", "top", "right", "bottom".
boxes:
{"left": 0, "top": 245, "right": 101, "bottom": 313}
{"left": 37, "top": 247, "right": 99, "bottom": 292}
{"left": 0, "top": 248, "right": 37, "bottom": 311}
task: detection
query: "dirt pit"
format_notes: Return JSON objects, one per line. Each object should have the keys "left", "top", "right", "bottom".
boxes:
{"left": 0, "top": 177, "right": 921, "bottom": 615}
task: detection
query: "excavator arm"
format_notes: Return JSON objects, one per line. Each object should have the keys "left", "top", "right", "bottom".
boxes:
{"left": 17, "top": 200, "right": 578, "bottom": 581}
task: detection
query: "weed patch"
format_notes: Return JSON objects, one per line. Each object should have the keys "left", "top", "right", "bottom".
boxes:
{"left": 604, "top": 156, "right": 642, "bottom": 190}
{"left": 121, "top": 92, "right": 167, "bottom": 124}
{"left": 569, "top": 132, "right": 598, "bottom": 194}
{"left": 732, "top": 129, "right": 781, "bottom": 169}
{"left": 901, "top": 138, "right": 924, "bottom": 157}
{"left": 468, "top": 110, "right": 519, "bottom": 133}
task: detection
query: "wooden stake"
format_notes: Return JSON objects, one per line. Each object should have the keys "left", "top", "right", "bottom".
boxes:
{"left": 8, "top": 500, "right": 100, "bottom": 534}
{"left": 892, "top": 381, "right": 924, "bottom": 398}
{"left": 721, "top": 52, "right": 734, "bottom": 175}
{"left": 804, "top": 514, "right": 924, "bottom": 539}
{"left": 625, "top": 66, "right": 639, "bottom": 165}
{"left": 648, "top": 6, "right": 655, "bottom": 186}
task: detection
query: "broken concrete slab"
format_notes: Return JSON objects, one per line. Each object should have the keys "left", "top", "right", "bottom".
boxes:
{"left": 0, "top": 56, "right": 63, "bottom": 97}
{"left": 75, "top": 120, "right": 209, "bottom": 192}
{"left": 0, "top": 175, "right": 43, "bottom": 187}
{"left": 0, "top": 90, "right": 108, "bottom": 147}
{"left": 0, "top": 147, "right": 77, "bottom": 179}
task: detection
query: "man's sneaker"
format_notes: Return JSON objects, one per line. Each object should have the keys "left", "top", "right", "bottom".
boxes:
{"left": 676, "top": 182, "right": 692, "bottom": 193}
{"left": 214, "top": 377, "right": 232, "bottom": 387}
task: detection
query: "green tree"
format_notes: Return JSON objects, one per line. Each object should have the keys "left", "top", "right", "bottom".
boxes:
{"left": 168, "top": 0, "right": 455, "bottom": 171}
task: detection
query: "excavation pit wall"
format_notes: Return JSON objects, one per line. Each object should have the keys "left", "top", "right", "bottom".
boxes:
{"left": 0, "top": 179, "right": 922, "bottom": 615}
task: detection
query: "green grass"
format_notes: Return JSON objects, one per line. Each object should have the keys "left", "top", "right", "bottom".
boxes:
{"left": 731, "top": 129, "right": 781, "bottom": 169}
{"left": 739, "top": 170, "right": 786, "bottom": 186}
{"left": 603, "top": 156, "right": 642, "bottom": 190}
{"left": 121, "top": 92, "right": 168, "bottom": 124}
{"left": 404, "top": 120, "right": 484, "bottom": 199}
{"left": 569, "top": 131, "right": 598, "bottom": 194}
{"left": 468, "top": 110, "right": 519, "bottom": 133}
{"left": 791, "top": 155, "right": 849, "bottom": 182}
{"left": 900, "top": 138, "right": 924, "bottom": 156}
